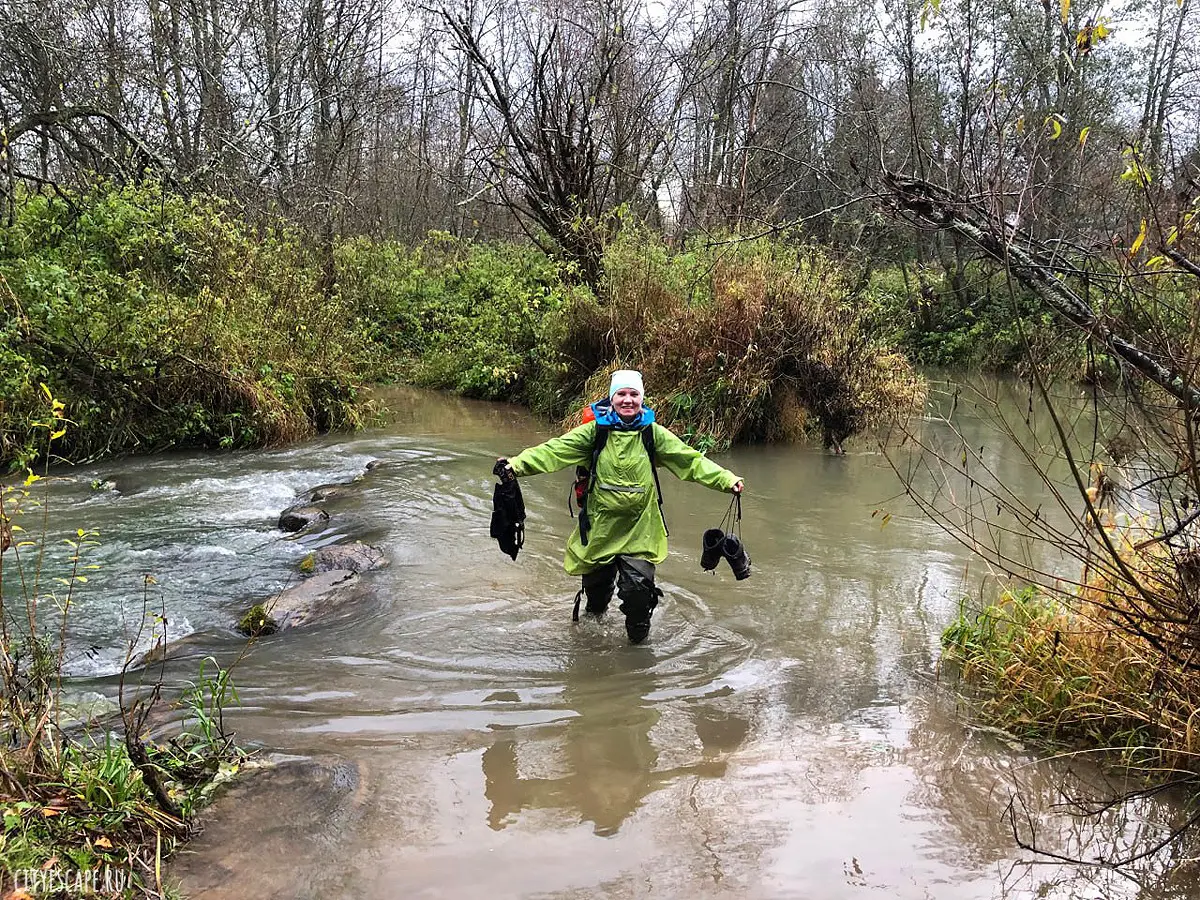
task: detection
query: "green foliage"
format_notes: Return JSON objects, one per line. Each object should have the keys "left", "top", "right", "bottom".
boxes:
{"left": 0, "top": 182, "right": 368, "bottom": 471}
{"left": 335, "top": 233, "right": 590, "bottom": 411}
{"left": 0, "top": 185, "right": 930, "bottom": 468}
{"left": 863, "top": 263, "right": 1057, "bottom": 369}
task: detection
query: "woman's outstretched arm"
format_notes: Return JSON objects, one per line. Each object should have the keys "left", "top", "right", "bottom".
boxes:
{"left": 652, "top": 424, "right": 742, "bottom": 492}
{"left": 507, "top": 423, "right": 597, "bottom": 477}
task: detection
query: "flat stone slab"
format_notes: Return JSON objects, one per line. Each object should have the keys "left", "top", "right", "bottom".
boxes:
{"left": 267, "top": 569, "right": 361, "bottom": 630}
{"left": 310, "top": 542, "right": 386, "bottom": 575}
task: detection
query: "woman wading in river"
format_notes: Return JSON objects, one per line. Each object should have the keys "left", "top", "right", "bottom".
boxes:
{"left": 497, "top": 369, "right": 743, "bottom": 644}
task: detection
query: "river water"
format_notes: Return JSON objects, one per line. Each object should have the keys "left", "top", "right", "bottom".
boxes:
{"left": 8, "top": 383, "right": 1199, "bottom": 898}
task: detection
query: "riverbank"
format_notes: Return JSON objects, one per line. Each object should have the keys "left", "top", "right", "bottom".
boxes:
{"left": 1, "top": 183, "right": 932, "bottom": 474}
{"left": 942, "top": 584, "right": 1200, "bottom": 776}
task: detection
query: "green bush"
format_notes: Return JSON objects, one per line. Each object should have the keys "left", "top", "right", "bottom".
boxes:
{"left": 862, "top": 263, "right": 1057, "bottom": 369}
{"left": 336, "top": 233, "right": 590, "bottom": 411}
{"left": 0, "top": 183, "right": 368, "bottom": 470}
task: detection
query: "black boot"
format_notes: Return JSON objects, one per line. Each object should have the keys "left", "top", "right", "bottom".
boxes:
{"left": 701, "top": 528, "right": 726, "bottom": 571}
{"left": 721, "top": 534, "right": 752, "bottom": 580}
{"left": 614, "top": 556, "right": 660, "bottom": 644}
{"left": 622, "top": 603, "right": 652, "bottom": 644}
{"left": 619, "top": 585, "right": 662, "bottom": 644}
{"left": 580, "top": 567, "right": 616, "bottom": 617}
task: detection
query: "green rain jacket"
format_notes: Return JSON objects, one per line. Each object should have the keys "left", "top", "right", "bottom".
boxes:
{"left": 510, "top": 421, "right": 741, "bottom": 576}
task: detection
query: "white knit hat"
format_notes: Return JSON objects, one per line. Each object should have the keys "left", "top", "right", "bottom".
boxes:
{"left": 608, "top": 369, "right": 644, "bottom": 398}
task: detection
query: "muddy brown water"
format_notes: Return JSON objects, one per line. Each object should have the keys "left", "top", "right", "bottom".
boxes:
{"left": 16, "top": 382, "right": 1200, "bottom": 898}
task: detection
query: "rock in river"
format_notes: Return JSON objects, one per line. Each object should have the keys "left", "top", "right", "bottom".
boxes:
{"left": 259, "top": 568, "right": 363, "bottom": 631}
{"left": 308, "top": 541, "right": 386, "bottom": 575}
{"left": 278, "top": 504, "right": 329, "bottom": 533}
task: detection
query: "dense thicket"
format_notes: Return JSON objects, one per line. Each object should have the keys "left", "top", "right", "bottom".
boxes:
{"left": 0, "top": 184, "right": 921, "bottom": 469}
{"left": 0, "top": 183, "right": 367, "bottom": 467}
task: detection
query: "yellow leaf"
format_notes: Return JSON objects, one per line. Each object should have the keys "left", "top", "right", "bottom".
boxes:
{"left": 39, "top": 382, "right": 52, "bottom": 401}
{"left": 1078, "top": 126, "right": 1091, "bottom": 149}
{"left": 1045, "top": 115, "right": 1063, "bottom": 140}
{"left": 1130, "top": 218, "right": 1148, "bottom": 256}
{"left": 49, "top": 428, "right": 66, "bottom": 440}
{"left": 1060, "top": 0, "right": 1070, "bottom": 24}
{"left": 23, "top": 472, "right": 41, "bottom": 486}
{"left": 40, "top": 806, "right": 62, "bottom": 817}
{"left": 95, "top": 835, "right": 113, "bottom": 849}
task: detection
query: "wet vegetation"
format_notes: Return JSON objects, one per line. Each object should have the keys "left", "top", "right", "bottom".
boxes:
{"left": 1, "top": 185, "right": 931, "bottom": 473}
{"left": 1, "top": 420, "right": 243, "bottom": 897}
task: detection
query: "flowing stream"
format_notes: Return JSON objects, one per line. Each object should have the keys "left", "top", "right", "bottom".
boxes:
{"left": 8, "top": 382, "right": 1199, "bottom": 899}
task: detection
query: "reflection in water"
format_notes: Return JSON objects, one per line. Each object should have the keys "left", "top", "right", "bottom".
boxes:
{"left": 483, "top": 642, "right": 749, "bottom": 837}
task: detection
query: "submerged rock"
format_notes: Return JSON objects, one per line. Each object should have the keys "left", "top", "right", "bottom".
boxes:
{"left": 278, "top": 504, "right": 329, "bottom": 532}
{"left": 307, "top": 542, "right": 386, "bottom": 575}
{"left": 169, "top": 755, "right": 368, "bottom": 900}
{"left": 306, "top": 484, "right": 347, "bottom": 503}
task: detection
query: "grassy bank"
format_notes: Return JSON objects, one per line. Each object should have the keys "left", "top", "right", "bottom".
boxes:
{"left": 942, "top": 581, "right": 1200, "bottom": 773}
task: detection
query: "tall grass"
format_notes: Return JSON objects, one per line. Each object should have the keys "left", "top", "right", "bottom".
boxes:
{"left": 942, "top": 577, "right": 1200, "bottom": 773}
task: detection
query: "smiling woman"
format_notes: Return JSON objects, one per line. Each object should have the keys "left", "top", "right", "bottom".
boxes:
{"left": 498, "top": 368, "right": 744, "bottom": 644}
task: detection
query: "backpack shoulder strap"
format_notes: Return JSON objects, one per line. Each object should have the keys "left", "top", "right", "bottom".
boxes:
{"left": 640, "top": 426, "right": 656, "bottom": 462}
{"left": 578, "top": 423, "right": 609, "bottom": 547}
{"left": 642, "top": 425, "right": 668, "bottom": 536}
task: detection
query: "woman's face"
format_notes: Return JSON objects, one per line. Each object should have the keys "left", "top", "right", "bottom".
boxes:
{"left": 612, "top": 387, "right": 644, "bottom": 419}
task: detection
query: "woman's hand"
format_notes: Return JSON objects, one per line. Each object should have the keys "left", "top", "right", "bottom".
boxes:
{"left": 494, "top": 457, "right": 516, "bottom": 480}
{"left": 732, "top": 480, "right": 744, "bottom": 494}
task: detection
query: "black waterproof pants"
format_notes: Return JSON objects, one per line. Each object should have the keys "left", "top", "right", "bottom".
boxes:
{"left": 581, "top": 555, "right": 662, "bottom": 643}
